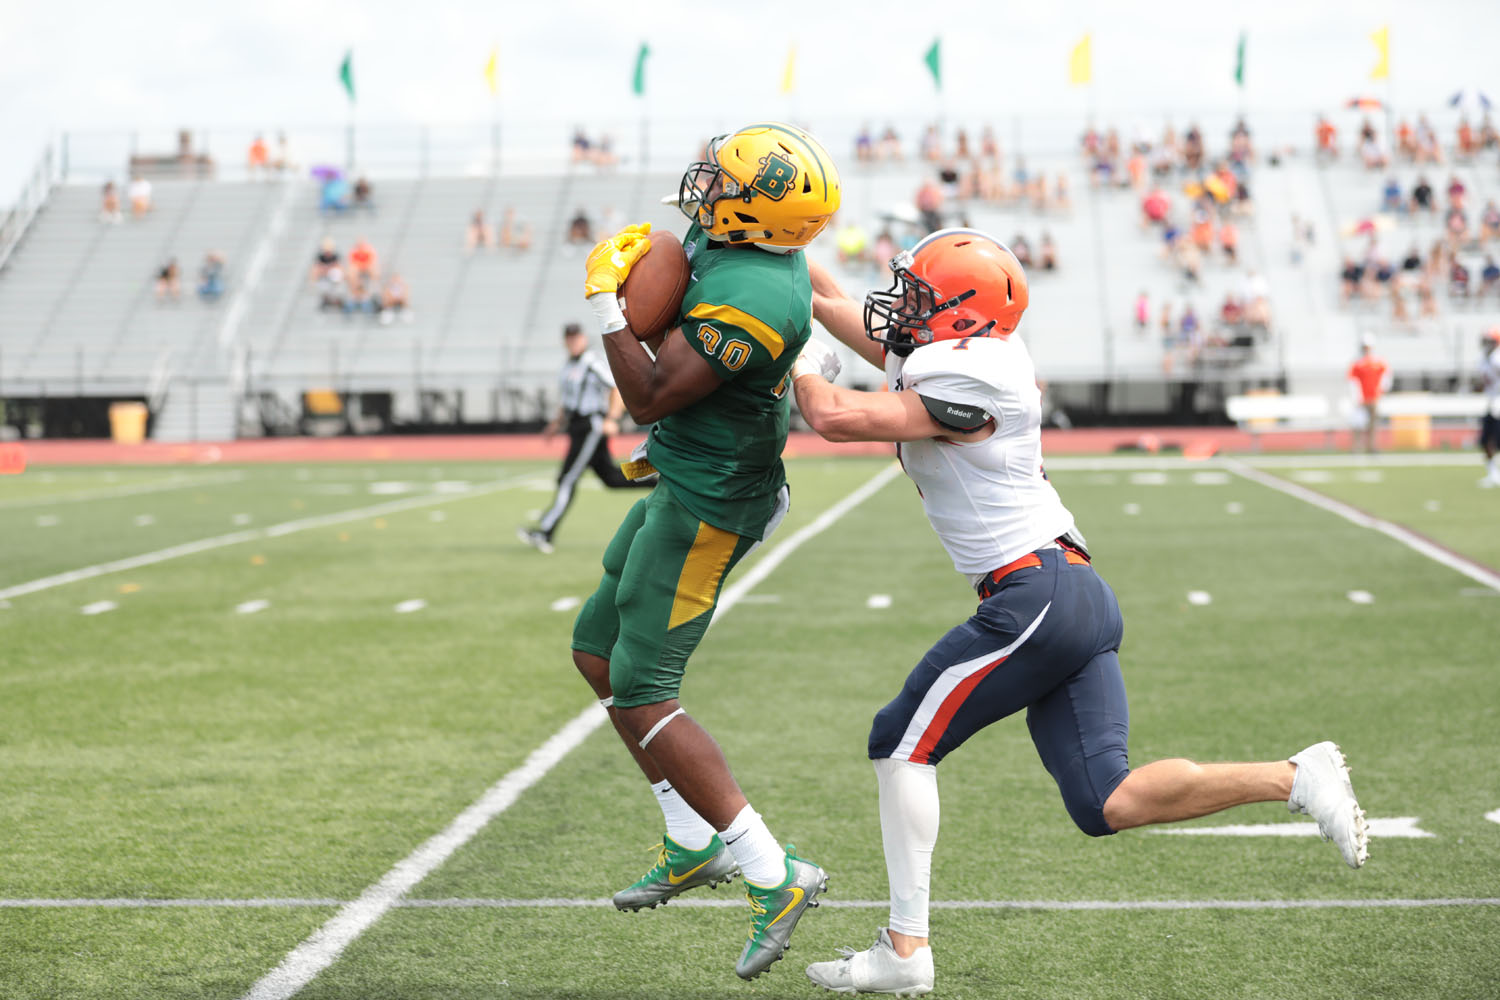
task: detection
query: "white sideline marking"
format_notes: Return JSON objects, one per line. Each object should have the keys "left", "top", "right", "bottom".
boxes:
{"left": 236, "top": 461, "right": 904, "bottom": 1000}
{"left": 1225, "top": 501, "right": 1244, "bottom": 515}
{"left": 1424, "top": 500, "right": 1442, "bottom": 512}
{"left": 1122, "top": 503, "right": 1141, "bottom": 516}
{"left": 1486, "top": 809, "right": 1500, "bottom": 825}
{"left": 1186, "top": 591, "right": 1212, "bottom": 606}
{"left": 428, "top": 511, "right": 447, "bottom": 523}
{"left": 236, "top": 600, "right": 270, "bottom": 615}
{"left": 80, "top": 600, "right": 116, "bottom": 616}
{"left": 549, "top": 597, "right": 580, "bottom": 612}
{"left": 433, "top": 481, "right": 472, "bottom": 494}
{"left": 0, "top": 476, "right": 533, "bottom": 604}
{"left": 866, "top": 594, "right": 892, "bottom": 609}
{"left": 1354, "top": 469, "right": 1384, "bottom": 483}
{"left": 1152, "top": 816, "right": 1434, "bottom": 839}
{"left": 1347, "top": 590, "right": 1375, "bottom": 604}
{"left": 736, "top": 594, "right": 782, "bottom": 604}
{"left": 1129, "top": 472, "right": 1169, "bottom": 485}
{"left": 36, "top": 514, "right": 59, "bottom": 527}
{"left": 1226, "top": 462, "right": 1500, "bottom": 594}
{"left": 1461, "top": 588, "right": 1500, "bottom": 598}
{"left": 393, "top": 599, "right": 427, "bottom": 614}
{"left": 1191, "top": 471, "right": 1230, "bottom": 485}
{"left": 8, "top": 896, "right": 1497, "bottom": 912}
{"left": 1292, "top": 469, "right": 1333, "bottom": 483}
{"left": 368, "top": 482, "right": 417, "bottom": 495}
{"left": 0, "top": 471, "right": 246, "bottom": 510}
{"left": 134, "top": 514, "right": 156, "bottom": 527}
{"left": 232, "top": 513, "right": 254, "bottom": 526}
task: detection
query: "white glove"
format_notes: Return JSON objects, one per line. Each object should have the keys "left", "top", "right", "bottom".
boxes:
{"left": 791, "top": 339, "right": 841, "bottom": 383}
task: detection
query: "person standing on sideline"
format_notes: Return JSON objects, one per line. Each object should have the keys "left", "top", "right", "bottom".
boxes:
{"left": 518, "top": 323, "right": 650, "bottom": 554}
{"left": 568, "top": 123, "right": 841, "bottom": 982}
{"left": 790, "top": 230, "right": 1367, "bottom": 996}
{"left": 1478, "top": 327, "right": 1500, "bottom": 487}
{"left": 1348, "top": 334, "right": 1392, "bottom": 454}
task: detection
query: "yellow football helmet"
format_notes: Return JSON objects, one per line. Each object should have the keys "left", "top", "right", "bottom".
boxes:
{"left": 678, "top": 122, "right": 841, "bottom": 253}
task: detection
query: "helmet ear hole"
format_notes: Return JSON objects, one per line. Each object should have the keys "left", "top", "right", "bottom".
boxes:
{"left": 734, "top": 212, "right": 759, "bottom": 225}
{"left": 802, "top": 175, "right": 812, "bottom": 194}
{"left": 953, "top": 318, "right": 975, "bottom": 332}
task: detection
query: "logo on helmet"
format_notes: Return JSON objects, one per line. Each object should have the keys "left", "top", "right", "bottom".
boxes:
{"left": 751, "top": 153, "right": 798, "bottom": 201}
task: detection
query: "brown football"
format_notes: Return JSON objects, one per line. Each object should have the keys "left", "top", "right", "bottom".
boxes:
{"left": 618, "top": 230, "right": 690, "bottom": 341}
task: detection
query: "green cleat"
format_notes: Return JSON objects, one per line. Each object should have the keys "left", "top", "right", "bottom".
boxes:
{"left": 612, "top": 835, "right": 739, "bottom": 911}
{"left": 734, "top": 846, "right": 829, "bottom": 980}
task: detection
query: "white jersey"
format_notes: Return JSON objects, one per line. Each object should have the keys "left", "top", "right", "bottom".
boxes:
{"left": 886, "top": 336, "right": 1076, "bottom": 581}
{"left": 1482, "top": 346, "right": 1500, "bottom": 418}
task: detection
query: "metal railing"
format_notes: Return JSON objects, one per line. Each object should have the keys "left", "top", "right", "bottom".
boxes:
{"left": 0, "top": 144, "right": 59, "bottom": 274}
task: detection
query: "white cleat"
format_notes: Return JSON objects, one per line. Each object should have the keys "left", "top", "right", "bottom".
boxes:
{"left": 1479, "top": 473, "right": 1500, "bottom": 489}
{"left": 1288, "top": 741, "right": 1370, "bottom": 869}
{"left": 806, "top": 927, "right": 934, "bottom": 996}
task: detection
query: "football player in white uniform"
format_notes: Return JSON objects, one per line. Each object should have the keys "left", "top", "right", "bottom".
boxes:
{"left": 790, "top": 229, "right": 1369, "bottom": 996}
{"left": 1478, "top": 327, "right": 1500, "bottom": 488}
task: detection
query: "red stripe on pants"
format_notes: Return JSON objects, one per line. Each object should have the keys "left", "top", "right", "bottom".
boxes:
{"left": 908, "top": 654, "right": 1010, "bottom": 765}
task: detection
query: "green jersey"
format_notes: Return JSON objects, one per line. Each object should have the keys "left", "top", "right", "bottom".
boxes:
{"left": 645, "top": 222, "right": 812, "bottom": 539}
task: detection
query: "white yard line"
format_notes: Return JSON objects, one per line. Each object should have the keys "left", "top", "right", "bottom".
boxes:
{"left": 4, "top": 896, "right": 1496, "bottom": 912}
{"left": 0, "top": 471, "right": 246, "bottom": 510}
{"left": 0, "top": 475, "right": 533, "bottom": 604}
{"left": 1039, "top": 453, "right": 1484, "bottom": 472}
{"left": 235, "top": 461, "right": 904, "bottom": 1000}
{"left": 1225, "top": 461, "right": 1500, "bottom": 593}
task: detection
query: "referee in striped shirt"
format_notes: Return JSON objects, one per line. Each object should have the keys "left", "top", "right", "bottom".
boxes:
{"left": 519, "top": 323, "right": 652, "bottom": 553}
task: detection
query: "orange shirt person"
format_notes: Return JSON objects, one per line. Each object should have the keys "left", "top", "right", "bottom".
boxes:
{"left": 1348, "top": 337, "right": 1392, "bottom": 453}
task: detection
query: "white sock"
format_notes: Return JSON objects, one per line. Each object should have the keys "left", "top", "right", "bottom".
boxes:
{"left": 650, "top": 780, "right": 716, "bottom": 851}
{"left": 721, "top": 804, "right": 787, "bottom": 887}
{"left": 1489, "top": 455, "right": 1500, "bottom": 477}
{"left": 875, "top": 756, "right": 939, "bottom": 938}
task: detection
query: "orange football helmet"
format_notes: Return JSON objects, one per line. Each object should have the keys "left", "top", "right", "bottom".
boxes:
{"left": 864, "top": 228, "right": 1029, "bottom": 355}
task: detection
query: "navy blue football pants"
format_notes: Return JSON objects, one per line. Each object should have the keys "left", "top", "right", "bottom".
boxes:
{"left": 868, "top": 546, "right": 1130, "bottom": 837}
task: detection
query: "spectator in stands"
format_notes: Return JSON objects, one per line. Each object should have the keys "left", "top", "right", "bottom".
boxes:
{"left": 197, "top": 251, "right": 225, "bottom": 301}
{"left": 1053, "top": 173, "right": 1071, "bottom": 214}
{"left": 980, "top": 126, "right": 999, "bottom": 161}
{"left": 1220, "top": 292, "right": 1245, "bottom": 327}
{"left": 272, "top": 132, "right": 292, "bottom": 172}
{"left": 1381, "top": 176, "right": 1405, "bottom": 214}
{"left": 379, "top": 273, "right": 411, "bottom": 324}
{"left": 1219, "top": 219, "right": 1239, "bottom": 265}
{"left": 1414, "top": 116, "right": 1442, "bottom": 164}
{"left": 953, "top": 128, "right": 971, "bottom": 161}
{"left": 1481, "top": 115, "right": 1500, "bottom": 151}
{"left": 1481, "top": 257, "right": 1500, "bottom": 298}
{"left": 594, "top": 135, "right": 618, "bottom": 170}
{"left": 319, "top": 175, "right": 350, "bottom": 215}
{"left": 567, "top": 207, "right": 593, "bottom": 245}
{"left": 1243, "top": 270, "right": 1271, "bottom": 329}
{"left": 1481, "top": 201, "right": 1500, "bottom": 243}
{"left": 1142, "top": 186, "right": 1170, "bottom": 227}
{"left": 1315, "top": 115, "right": 1338, "bottom": 160}
{"left": 348, "top": 237, "right": 379, "bottom": 283}
{"left": 1359, "top": 131, "right": 1388, "bottom": 170}
{"left": 154, "top": 258, "right": 180, "bottom": 302}
{"left": 1179, "top": 304, "right": 1201, "bottom": 360}
{"left": 310, "top": 237, "right": 340, "bottom": 283}
{"left": 920, "top": 124, "right": 942, "bottom": 162}
{"left": 1038, "top": 231, "right": 1057, "bottom": 271}
{"left": 346, "top": 273, "right": 375, "bottom": 316}
{"left": 1158, "top": 300, "right": 1174, "bottom": 340}
{"left": 1182, "top": 123, "right": 1204, "bottom": 171}
{"left": 937, "top": 160, "right": 962, "bottom": 202}
{"left": 1457, "top": 118, "right": 1478, "bottom": 158}
{"left": 99, "top": 180, "right": 123, "bottom": 224}
{"left": 318, "top": 266, "right": 348, "bottom": 312}
{"left": 1134, "top": 290, "right": 1150, "bottom": 334}
{"left": 500, "top": 207, "right": 533, "bottom": 250}
{"left": 1340, "top": 258, "right": 1363, "bottom": 302}
{"left": 1411, "top": 175, "right": 1435, "bottom": 214}
{"left": 571, "top": 127, "right": 592, "bottom": 164}
{"left": 128, "top": 175, "right": 152, "bottom": 217}
{"left": 352, "top": 177, "right": 374, "bottom": 214}
{"left": 466, "top": 209, "right": 495, "bottom": 250}
{"left": 1229, "top": 117, "right": 1254, "bottom": 165}
{"left": 1189, "top": 209, "right": 1214, "bottom": 254}
{"left": 1347, "top": 335, "right": 1391, "bottom": 453}
{"left": 1010, "top": 233, "right": 1033, "bottom": 268}
{"left": 1446, "top": 204, "right": 1470, "bottom": 245}
{"left": 1447, "top": 174, "right": 1468, "bottom": 211}
{"left": 1394, "top": 119, "right": 1415, "bottom": 161}
{"left": 248, "top": 135, "right": 270, "bottom": 177}
{"left": 914, "top": 177, "right": 944, "bottom": 233}
{"left": 1449, "top": 257, "right": 1471, "bottom": 298}
{"left": 878, "top": 124, "right": 903, "bottom": 161}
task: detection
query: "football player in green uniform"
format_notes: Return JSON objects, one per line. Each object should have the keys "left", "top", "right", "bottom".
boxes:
{"left": 572, "top": 122, "right": 840, "bottom": 981}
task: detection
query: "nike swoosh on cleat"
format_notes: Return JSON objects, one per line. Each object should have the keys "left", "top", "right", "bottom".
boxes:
{"left": 666, "top": 858, "right": 714, "bottom": 885}
{"left": 766, "top": 886, "right": 804, "bottom": 928}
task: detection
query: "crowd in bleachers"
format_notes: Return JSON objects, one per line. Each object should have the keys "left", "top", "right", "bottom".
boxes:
{"left": 307, "top": 235, "right": 410, "bottom": 324}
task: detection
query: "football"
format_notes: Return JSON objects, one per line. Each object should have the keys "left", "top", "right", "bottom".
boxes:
{"left": 618, "top": 229, "right": 690, "bottom": 341}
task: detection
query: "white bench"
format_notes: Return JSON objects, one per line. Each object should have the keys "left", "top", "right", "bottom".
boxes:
{"left": 1226, "top": 392, "right": 1487, "bottom": 448}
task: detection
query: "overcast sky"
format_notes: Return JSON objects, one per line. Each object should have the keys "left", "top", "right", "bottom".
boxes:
{"left": 2, "top": 0, "right": 1497, "bottom": 200}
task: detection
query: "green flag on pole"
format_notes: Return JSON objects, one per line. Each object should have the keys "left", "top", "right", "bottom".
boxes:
{"left": 923, "top": 38, "right": 941, "bottom": 90}
{"left": 632, "top": 42, "right": 650, "bottom": 96}
{"left": 339, "top": 50, "right": 355, "bottom": 103}
{"left": 1234, "top": 32, "right": 1246, "bottom": 88}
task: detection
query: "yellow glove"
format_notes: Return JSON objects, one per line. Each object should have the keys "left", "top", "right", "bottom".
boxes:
{"left": 583, "top": 223, "right": 652, "bottom": 298}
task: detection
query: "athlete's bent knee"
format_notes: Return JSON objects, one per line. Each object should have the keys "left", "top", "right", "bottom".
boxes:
{"left": 1057, "top": 759, "right": 1129, "bottom": 838}
{"left": 572, "top": 649, "right": 611, "bottom": 698}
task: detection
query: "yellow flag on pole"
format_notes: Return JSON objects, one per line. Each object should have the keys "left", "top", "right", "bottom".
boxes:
{"left": 781, "top": 44, "right": 796, "bottom": 95}
{"left": 1369, "top": 25, "right": 1389, "bottom": 81}
{"left": 1069, "top": 33, "right": 1092, "bottom": 85}
{"left": 484, "top": 46, "right": 499, "bottom": 96}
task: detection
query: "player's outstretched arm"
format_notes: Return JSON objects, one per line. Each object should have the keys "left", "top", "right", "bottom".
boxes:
{"left": 602, "top": 326, "right": 723, "bottom": 425}
{"left": 794, "top": 376, "right": 945, "bottom": 443}
{"left": 807, "top": 259, "right": 885, "bottom": 371}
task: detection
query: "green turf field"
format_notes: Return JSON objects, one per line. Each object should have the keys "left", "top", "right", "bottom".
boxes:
{"left": 1, "top": 455, "right": 1496, "bottom": 999}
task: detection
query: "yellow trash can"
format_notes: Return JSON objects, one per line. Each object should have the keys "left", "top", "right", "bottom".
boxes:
{"left": 108, "top": 402, "right": 149, "bottom": 445}
{"left": 1390, "top": 412, "right": 1431, "bottom": 450}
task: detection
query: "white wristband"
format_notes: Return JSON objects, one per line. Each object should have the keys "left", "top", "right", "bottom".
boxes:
{"left": 589, "top": 292, "right": 628, "bottom": 335}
